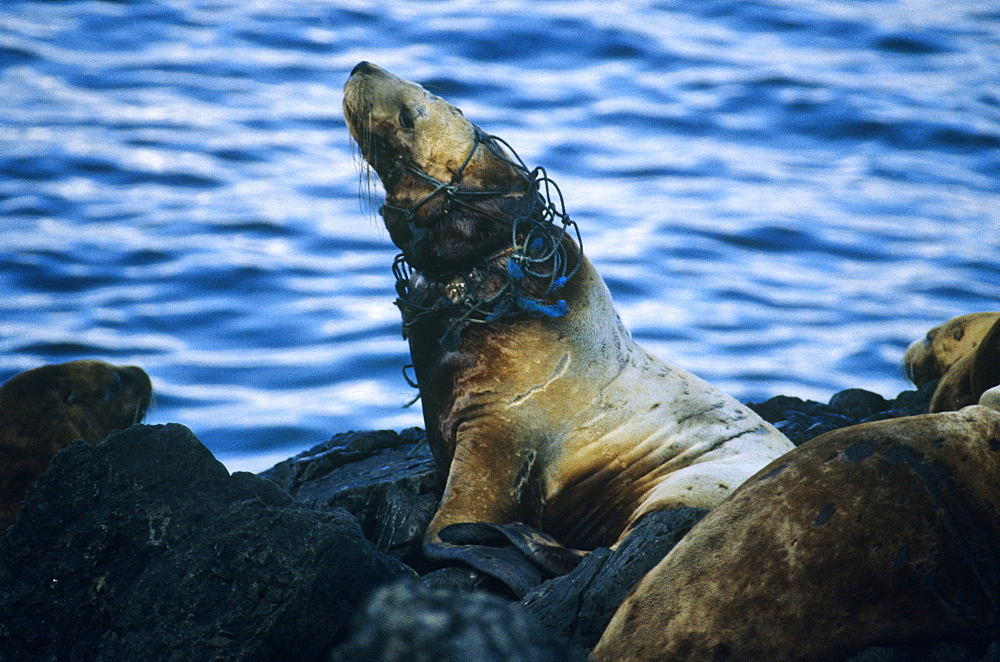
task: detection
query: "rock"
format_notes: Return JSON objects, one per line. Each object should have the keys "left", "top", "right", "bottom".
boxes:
{"left": 520, "top": 507, "right": 708, "bottom": 655}
{"left": 828, "top": 388, "right": 889, "bottom": 420}
{"left": 847, "top": 640, "right": 1000, "bottom": 662}
{"left": 750, "top": 382, "right": 938, "bottom": 446}
{"left": 261, "top": 428, "right": 439, "bottom": 569}
{"left": 328, "top": 579, "right": 585, "bottom": 662}
{"left": 0, "top": 423, "right": 414, "bottom": 662}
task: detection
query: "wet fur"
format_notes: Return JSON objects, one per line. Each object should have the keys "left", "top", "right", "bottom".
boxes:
{"left": 904, "top": 312, "right": 1000, "bottom": 386}
{"left": 0, "top": 360, "right": 152, "bottom": 530}
{"left": 594, "top": 399, "right": 1000, "bottom": 661}
{"left": 928, "top": 316, "right": 1000, "bottom": 412}
{"left": 344, "top": 62, "right": 794, "bottom": 593}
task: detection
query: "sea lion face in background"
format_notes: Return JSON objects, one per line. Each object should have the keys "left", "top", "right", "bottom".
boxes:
{"left": 345, "top": 63, "right": 794, "bottom": 595}
{"left": 0, "top": 360, "right": 152, "bottom": 530}
{"left": 904, "top": 312, "right": 1000, "bottom": 386}
{"left": 928, "top": 315, "right": 1000, "bottom": 413}
{"left": 594, "top": 393, "right": 1000, "bottom": 661}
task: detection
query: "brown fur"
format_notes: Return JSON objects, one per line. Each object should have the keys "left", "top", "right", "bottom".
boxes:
{"left": 0, "top": 360, "right": 151, "bottom": 530}
{"left": 904, "top": 312, "right": 1000, "bottom": 386}
{"left": 899, "top": 313, "right": 1000, "bottom": 413}
{"left": 343, "top": 62, "right": 793, "bottom": 591}
{"left": 594, "top": 404, "right": 1000, "bottom": 661}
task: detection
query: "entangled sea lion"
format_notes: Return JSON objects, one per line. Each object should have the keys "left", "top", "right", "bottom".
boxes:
{"left": 343, "top": 61, "right": 794, "bottom": 594}
{"left": 0, "top": 360, "right": 152, "bottom": 530}
{"left": 593, "top": 386, "right": 1000, "bottom": 661}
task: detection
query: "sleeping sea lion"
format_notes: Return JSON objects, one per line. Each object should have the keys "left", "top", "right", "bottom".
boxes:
{"left": 0, "top": 360, "right": 152, "bottom": 530}
{"left": 342, "top": 61, "right": 794, "bottom": 594}
{"left": 904, "top": 312, "right": 1000, "bottom": 387}
{"left": 928, "top": 315, "right": 1000, "bottom": 413}
{"left": 593, "top": 388, "right": 1000, "bottom": 661}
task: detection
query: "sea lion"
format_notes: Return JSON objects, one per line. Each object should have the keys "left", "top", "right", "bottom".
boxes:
{"left": 928, "top": 316, "right": 1000, "bottom": 413}
{"left": 343, "top": 61, "right": 794, "bottom": 594}
{"left": 593, "top": 389, "right": 1000, "bottom": 661}
{"left": 904, "top": 312, "right": 1000, "bottom": 386}
{"left": 0, "top": 360, "right": 152, "bottom": 530}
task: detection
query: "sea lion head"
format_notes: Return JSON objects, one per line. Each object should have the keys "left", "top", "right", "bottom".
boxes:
{"left": 927, "top": 315, "right": 1000, "bottom": 413}
{"left": 0, "top": 360, "right": 152, "bottom": 529}
{"left": 0, "top": 359, "right": 152, "bottom": 447}
{"left": 904, "top": 312, "right": 1000, "bottom": 386}
{"left": 343, "top": 62, "right": 539, "bottom": 272}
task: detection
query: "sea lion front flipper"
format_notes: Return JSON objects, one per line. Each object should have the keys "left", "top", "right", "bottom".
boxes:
{"left": 429, "top": 521, "right": 587, "bottom": 597}
{"left": 426, "top": 536, "right": 545, "bottom": 598}
{"left": 442, "top": 521, "right": 587, "bottom": 576}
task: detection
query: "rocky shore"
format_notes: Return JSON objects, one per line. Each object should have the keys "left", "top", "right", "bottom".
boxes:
{"left": 2, "top": 381, "right": 998, "bottom": 661}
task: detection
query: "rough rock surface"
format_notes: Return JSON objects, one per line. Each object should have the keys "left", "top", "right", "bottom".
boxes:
{"left": 749, "top": 382, "right": 937, "bottom": 445}
{"left": 521, "top": 507, "right": 708, "bottom": 656}
{"left": 2, "top": 382, "right": 993, "bottom": 662}
{"left": 0, "top": 423, "right": 414, "bottom": 662}
{"left": 260, "top": 427, "right": 438, "bottom": 570}
{"left": 329, "top": 579, "right": 585, "bottom": 662}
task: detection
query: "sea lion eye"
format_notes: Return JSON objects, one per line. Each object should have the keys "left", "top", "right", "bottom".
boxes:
{"left": 953, "top": 328, "right": 964, "bottom": 341}
{"left": 398, "top": 108, "right": 415, "bottom": 130}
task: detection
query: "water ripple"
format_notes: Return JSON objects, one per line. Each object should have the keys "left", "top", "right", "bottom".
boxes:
{"left": 1, "top": 0, "right": 998, "bottom": 471}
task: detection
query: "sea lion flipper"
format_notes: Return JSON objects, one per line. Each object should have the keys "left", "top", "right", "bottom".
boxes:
{"left": 425, "top": 533, "right": 546, "bottom": 598}
{"left": 440, "top": 521, "right": 586, "bottom": 577}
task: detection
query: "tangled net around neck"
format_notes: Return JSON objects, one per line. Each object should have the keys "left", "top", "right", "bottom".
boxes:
{"left": 389, "top": 129, "right": 583, "bottom": 350}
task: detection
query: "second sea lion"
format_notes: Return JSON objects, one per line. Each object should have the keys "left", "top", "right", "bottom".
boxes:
{"left": 594, "top": 388, "right": 1000, "bottom": 661}
{"left": 0, "top": 360, "right": 152, "bottom": 530}
{"left": 904, "top": 312, "right": 1000, "bottom": 387}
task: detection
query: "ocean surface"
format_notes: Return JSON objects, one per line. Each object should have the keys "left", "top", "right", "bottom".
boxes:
{"left": 2, "top": 0, "right": 998, "bottom": 472}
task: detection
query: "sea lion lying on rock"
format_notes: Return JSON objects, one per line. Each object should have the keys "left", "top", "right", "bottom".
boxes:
{"left": 904, "top": 312, "right": 1000, "bottom": 387}
{"left": 593, "top": 387, "right": 1000, "bottom": 661}
{"left": 342, "top": 61, "right": 794, "bottom": 595}
{"left": 904, "top": 313, "right": 1000, "bottom": 413}
{"left": 0, "top": 360, "right": 152, "bottom": 530}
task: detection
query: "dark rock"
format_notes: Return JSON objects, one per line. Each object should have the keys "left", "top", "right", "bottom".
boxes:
{"left": 521, "top": 507, "right": 708, "bottom": 654}
{"left": 420, "top": 566, "right": 493, "bottom": 592}
{"left": 847, "top": 640, "right": 1000, "bottom": 662}
{"left": 0, "top": 423, "right": 413, "bottom": 662}
{"left": 885, "top": 379, "right": 938, "bottom": 417}
{"left": 748, "top": 394, "right": 838, "bottom": 424}
{"left": 748, "top": 394, "right": 856, "bottom": 444}
{"left": 829, "top": 388, "right": 890, "bottom": 420}
{"left": 261, "top": 427, "right": 427, "bottom": 489}
{"left": 328, "top": 579, "right": 585, "bottom": 662}
{"left": 749, "top": 382, "right": 939, "bottom": 446}
{"left": 261, "top": 428, "right": 439, "bottom": 569}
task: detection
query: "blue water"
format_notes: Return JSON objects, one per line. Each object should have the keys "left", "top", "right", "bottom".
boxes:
{"left": 2, "top": 1, "right": 998, "bottom": 472}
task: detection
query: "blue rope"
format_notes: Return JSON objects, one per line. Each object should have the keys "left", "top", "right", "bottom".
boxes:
{"left": 390, "top": 132, "right": 583, "bottom": 351}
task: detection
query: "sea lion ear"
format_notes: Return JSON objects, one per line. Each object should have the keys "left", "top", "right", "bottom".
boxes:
{"left": 970, "top": 318, "right": 1000, "bottom": 400}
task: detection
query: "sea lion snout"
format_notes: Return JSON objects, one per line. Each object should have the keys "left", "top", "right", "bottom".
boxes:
{"left": 105, "top": 365, "right": 153, "bottom": 421}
